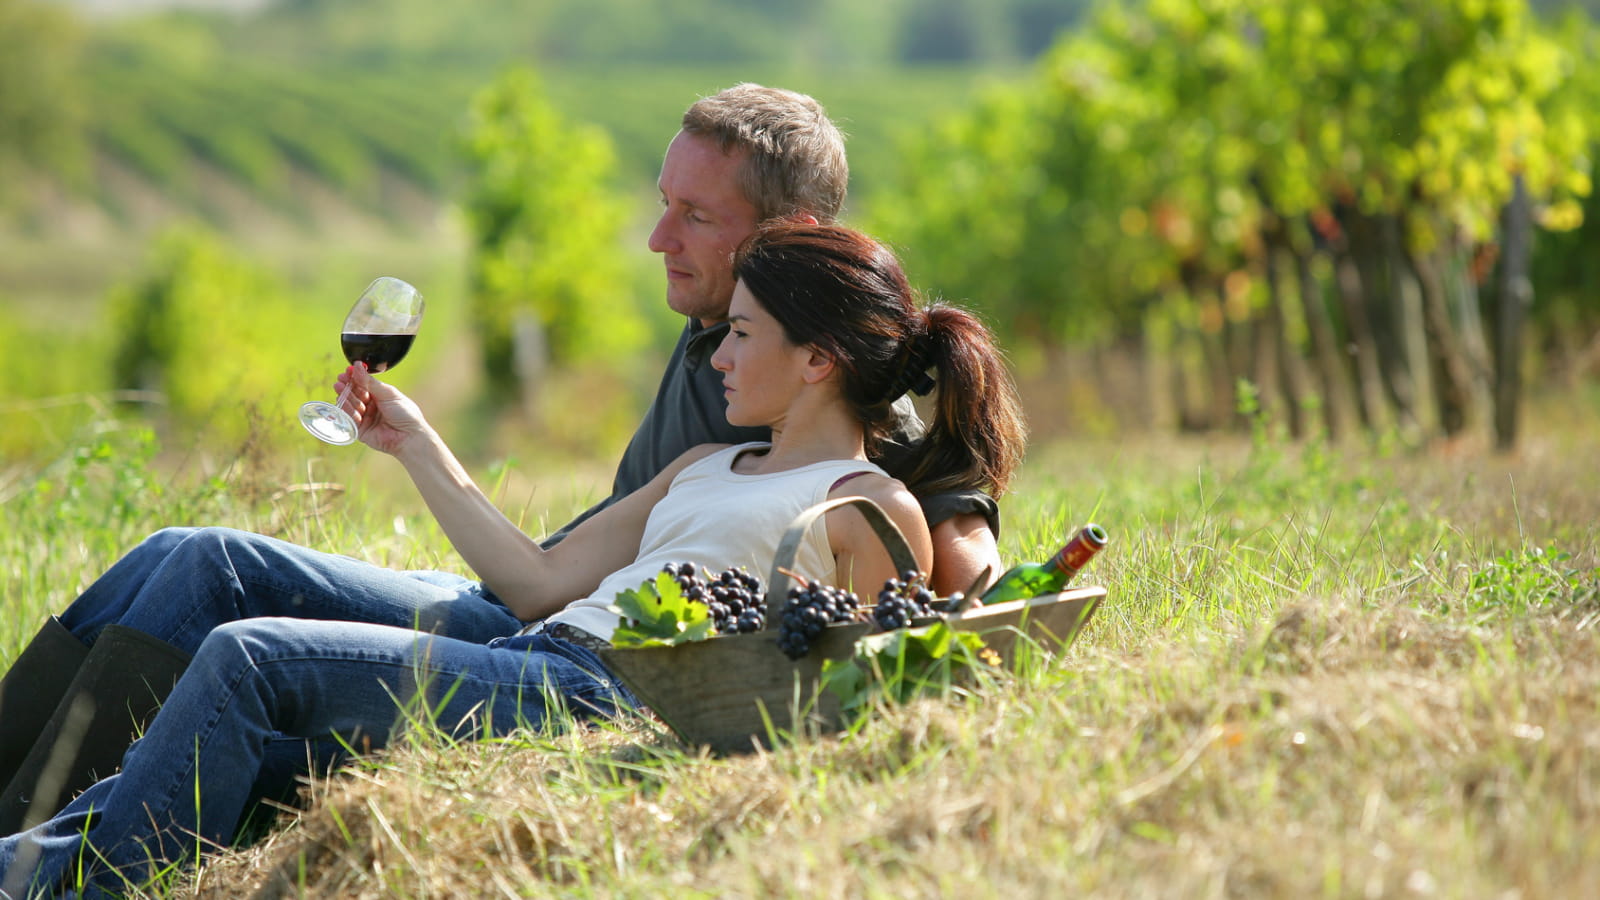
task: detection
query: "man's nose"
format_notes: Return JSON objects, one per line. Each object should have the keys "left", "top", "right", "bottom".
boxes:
{"left": 648, "top": 214, "right": 676, "bottom": 254}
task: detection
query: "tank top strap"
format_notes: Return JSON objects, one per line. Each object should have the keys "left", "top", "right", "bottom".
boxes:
{"left": 828, "top": 470, "right": 879, "bottom": 492}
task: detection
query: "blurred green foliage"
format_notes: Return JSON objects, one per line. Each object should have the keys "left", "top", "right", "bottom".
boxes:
{"left": 250, "top": 0, "right": 1088, "bottom": 66}
{"left": 108, "top": 227, "right": 326, "bottom": 446}
{"left": 76, "top": 36, "right": 466, "bottom": 220}
{"left": 459, "top": 68, "right": 651, "bottom": 408}
{"left": 873, "top": 0, "right": 1595, "bottom": 346}
{"left": 4, "top": 0, "right": 1600, "bottom": 459}
{"left": 5, "top": 0, "right": 1063, "bottom": 222}
{"left": 0, "top": 0, "right": 87, "bottom": 194}
{"left": 0, "top": 297, "right": 112, "bottom": 457}
{"left": 869, "top": 0, "right": 1598, "bottom": 445}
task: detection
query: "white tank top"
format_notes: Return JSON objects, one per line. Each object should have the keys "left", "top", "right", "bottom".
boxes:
{"left": 544, "top": 443, "right": 885, "bottom": 642}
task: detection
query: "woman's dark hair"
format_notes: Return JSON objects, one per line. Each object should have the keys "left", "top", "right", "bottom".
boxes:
{"left": 732, "top": 221, "right": 1027, "bottom": 496}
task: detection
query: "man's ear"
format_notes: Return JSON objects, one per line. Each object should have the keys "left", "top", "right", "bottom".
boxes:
{"left": 802, "top": 347, "right": 835, "bottom": 384}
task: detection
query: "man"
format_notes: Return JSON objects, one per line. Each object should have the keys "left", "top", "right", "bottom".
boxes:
{"left": 546, "top": 83, "right": 1003, "bottom": 595}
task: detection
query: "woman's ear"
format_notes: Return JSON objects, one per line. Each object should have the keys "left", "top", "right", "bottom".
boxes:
{"left": 801, "top": 347, "right": 836, "bottom": 384}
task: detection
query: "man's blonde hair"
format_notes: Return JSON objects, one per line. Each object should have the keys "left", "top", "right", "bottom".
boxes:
{"left": 681, "top": 83, "right": 848, "bottom": 223}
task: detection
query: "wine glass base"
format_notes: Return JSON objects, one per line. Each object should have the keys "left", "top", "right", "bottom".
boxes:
{"left": 299, "top": 402, "right": 358, "bottom": 446}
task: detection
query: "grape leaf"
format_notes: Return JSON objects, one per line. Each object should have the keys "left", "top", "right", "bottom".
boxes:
{"left": 609, "top": 570, "right": 714, "bottom": 648}
{"left": 822, "top": 621, "right": 993, "bottom": 712}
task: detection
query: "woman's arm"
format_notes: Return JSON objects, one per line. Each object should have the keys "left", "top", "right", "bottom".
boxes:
{"left": 824, "top": 475, "right": 935, "bottom": 595}
{"left": 341, "top": 365, "right": 716, "bottom": 621}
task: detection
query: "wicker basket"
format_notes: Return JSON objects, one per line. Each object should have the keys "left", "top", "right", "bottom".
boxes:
{"left": 600, "top": 497, "right": 1105, "bottom": 754}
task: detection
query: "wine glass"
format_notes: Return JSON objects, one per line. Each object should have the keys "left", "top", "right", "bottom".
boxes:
{"left": 298, "top": 276, "right": 425, "bottom": 445}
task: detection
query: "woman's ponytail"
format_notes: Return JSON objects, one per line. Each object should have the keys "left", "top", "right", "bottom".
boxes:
{"left": 733, "top": 221, "right": 1027, "bottom": 498}
{"left": 899, "top": 302, "right": 1027, "bottom": 497}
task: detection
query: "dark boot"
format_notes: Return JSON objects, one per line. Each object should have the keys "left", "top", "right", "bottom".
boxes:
{"left": 0, "top": 624, "right": 192, "bottom": 833}
{"left": 0, "top": 617, "right": 91, "bottom": 791}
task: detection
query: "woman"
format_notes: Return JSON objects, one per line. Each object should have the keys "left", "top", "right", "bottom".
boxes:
{"left": 0, "top": 222, "right": 1025, "bottom": 897}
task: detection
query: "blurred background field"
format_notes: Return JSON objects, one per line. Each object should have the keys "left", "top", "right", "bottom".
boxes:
{"left": 3, "top": 0, "right": 1597, "bottom": 472}
{"left": 0, "top": 0, "right": 1052, "bottom": 466}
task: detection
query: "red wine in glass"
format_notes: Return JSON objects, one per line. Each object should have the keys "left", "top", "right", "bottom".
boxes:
{"left": 299, "top": 277, "right": 424, "bottom": 445}
{"left": 340, "top": 333, "right": 416, "bottom": 373}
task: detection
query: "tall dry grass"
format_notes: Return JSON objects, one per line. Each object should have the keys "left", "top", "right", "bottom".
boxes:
{"left": 4, "top": 398, "right": 1598, "bottom": 898}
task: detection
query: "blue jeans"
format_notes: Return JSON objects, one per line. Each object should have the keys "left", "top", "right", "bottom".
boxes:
{"left": 0, "top": 621, "right": 635, "bottom": 898}
{"left": 58, "top": 526, "right": 524, "bottom": 652}
{"left": 50, "top": 526, "right": 535, "bottom": 820}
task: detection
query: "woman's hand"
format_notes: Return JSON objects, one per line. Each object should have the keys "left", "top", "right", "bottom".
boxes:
{"left": 336, "top": 364, "right": 431, "bottom": 455}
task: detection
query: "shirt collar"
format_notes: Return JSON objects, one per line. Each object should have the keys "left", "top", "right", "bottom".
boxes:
{"left": 683, "top": 320, "right": 730, "bottom": 371}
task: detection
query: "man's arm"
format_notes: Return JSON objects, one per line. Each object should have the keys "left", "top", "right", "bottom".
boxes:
{"left": 928, "top": 512, "right": 1002, "bottom": 598}
{"left": 911, "top": 485, "right": 1003, "bottom": 598}
{"left": 871, "top": 400, "right": 1005, "bottom": 596}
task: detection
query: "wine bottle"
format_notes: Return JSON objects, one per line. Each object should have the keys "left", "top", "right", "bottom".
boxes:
{"left": 978, "top": 523, "right": 1108, "bottom": 605}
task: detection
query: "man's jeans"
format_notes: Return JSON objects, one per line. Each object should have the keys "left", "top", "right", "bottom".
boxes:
{"left": 0, "top": 527, "right": 635, "bottom": 896}
{"left": 54, "top": 526, "right": 532, "bottom": 823}
{"left": 0, "top": 621, "right": 634, "bottom": 898}
{"left": 58, "top": 526, "right": 524, "bottom": 652}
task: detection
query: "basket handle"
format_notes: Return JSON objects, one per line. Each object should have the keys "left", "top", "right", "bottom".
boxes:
{"left": 763, "top": 495, "right": 920, "bottom": 625}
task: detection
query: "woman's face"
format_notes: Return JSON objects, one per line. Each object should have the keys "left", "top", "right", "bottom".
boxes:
{"left": 710, "top": 281, "right": 817, "bottom": 428}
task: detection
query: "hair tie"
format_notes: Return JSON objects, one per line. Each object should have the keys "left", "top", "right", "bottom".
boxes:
{"left": 881, "top": 336, "right": 936, "bottom": 403}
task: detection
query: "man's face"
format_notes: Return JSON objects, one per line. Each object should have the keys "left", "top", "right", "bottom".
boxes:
{"left": 648, "top": 131, "right": 763, "bottom": 323}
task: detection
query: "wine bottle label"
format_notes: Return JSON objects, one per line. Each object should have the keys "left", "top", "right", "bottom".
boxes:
{"left": 1052, "top": 525, "right": 1107, "bottom": 575}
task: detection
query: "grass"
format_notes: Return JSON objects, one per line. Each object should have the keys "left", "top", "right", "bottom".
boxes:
{"left": 2, "top": 399, "right": 1598, "bottom": 897}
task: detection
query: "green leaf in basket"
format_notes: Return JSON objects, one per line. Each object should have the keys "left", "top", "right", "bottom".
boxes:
{"left": 610, "top": 570, "right": 715, "bottom": 648}
{"left": 822, "top": 621, "right": 993, "bottom": 712}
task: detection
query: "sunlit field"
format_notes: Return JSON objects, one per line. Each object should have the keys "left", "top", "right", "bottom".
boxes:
{"left": 3, "top": 390, "right": 1597, "bottom": 897}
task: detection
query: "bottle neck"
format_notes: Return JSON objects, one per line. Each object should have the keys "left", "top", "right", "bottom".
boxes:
{"left": 1049, "top": 532, "right": 1100, "bottom": 575}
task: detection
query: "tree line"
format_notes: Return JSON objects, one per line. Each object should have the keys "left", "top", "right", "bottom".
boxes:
{"left": 868, "top": 0, "right": 1598, "bottom": 450}
{"left": 5, "top": 0, "right": 1598, "bottom": 454}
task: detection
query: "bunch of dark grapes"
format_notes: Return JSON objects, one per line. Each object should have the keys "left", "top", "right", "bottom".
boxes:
{"left": 871, "top": 570, "right": 939, "bottom": 631}
{"left": 776, "top": 580, "right": 863, "bottom": 659}
{"left": 662, "top": 562, "right": 765, "bottom": 634}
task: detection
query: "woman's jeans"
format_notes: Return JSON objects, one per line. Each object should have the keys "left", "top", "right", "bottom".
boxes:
{"left": 0, "top": 527, "right": 635, "bottom": 897}
{"left": 54, "top": 526, "right": 530, "bottom": 820}
{"left": 0, "top": 622, "right": 634, "bottom": 898}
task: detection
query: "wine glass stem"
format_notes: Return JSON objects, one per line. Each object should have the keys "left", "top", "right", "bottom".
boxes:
{"left": 333, "top": 363, "right": 365, "bottom": 417}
